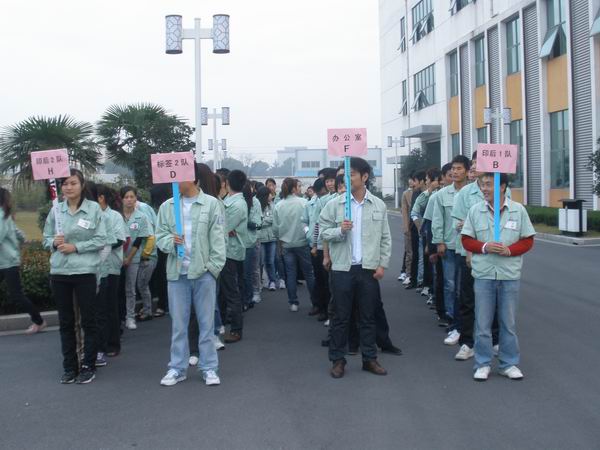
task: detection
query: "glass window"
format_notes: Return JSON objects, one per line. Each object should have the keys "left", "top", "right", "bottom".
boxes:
{"left": 550, "top": 110, "right": 569, "bottom": 188}
{"left": 411, "top": 0, "right": 434, "bottom": 43}
{"left": 449, "top": 51, "right": 459, "bottom": 97}
{"left": 413, "top": 64, "right": 435, "bottom": 110}
{"left": 477, "top": 127, "right": 488, "bottom": 144}
{"left": 506, "top": 17, "right": 520, "bottom": 74}
{"left": 398, "top": 17, "right": 406, "bottom": 52}
{"left": 450, "top": 0, "right": 473, "bottom": 15}
{"left": 541, "top": 0, "right": 566, "bottom": 59}
{"left": 401, "top": 80, "right": 408, "bottom": 115}
{"left": 475, "top": 37, "right": 485, "bottom": 87}
{"left": 451, "top": 133, "right": 460, "bottom": 157}
{"left": 301, "top": 161, "right": 320, "bottom": 169}
{"left": 368, "top": 160, "right": 378, "bottom": 167}
{"left": 509, "top": 120, "right": 524, "bottom": 188}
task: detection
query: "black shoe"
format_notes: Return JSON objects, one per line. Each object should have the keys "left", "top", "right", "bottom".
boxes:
{"left": 380, "top": 345, "right": 403, "bottom": 356}
{"left": 60, "top": 371, "right": 77, "bottom": 384}
{"left": 76, "top": 366, "right": 96, "bottom": 384}
{"left": 321, "top": 339, "right": 330, "bottom": 347}
{"left": 405, "top": 283, "right": 416, "bottom": 290}
{"left": 317, "top": 313, "right": 328, "bottom": 322}
{"left": 242, "top": 304, "right": 249, "bottom": 312}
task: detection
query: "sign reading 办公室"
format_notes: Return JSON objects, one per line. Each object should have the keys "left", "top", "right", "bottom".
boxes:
{"left": 327, "top": 128, "right": 368, "bottom": 157}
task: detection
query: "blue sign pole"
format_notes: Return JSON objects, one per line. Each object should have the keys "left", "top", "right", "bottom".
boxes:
{"left": 344, "top": 156, "right": 351, "bottom": 220}
{"left": 172, "top": 182, "right": 185, "bottom": 259}
{"left": 494, "top": 172, "right": 501, "bottom": 241}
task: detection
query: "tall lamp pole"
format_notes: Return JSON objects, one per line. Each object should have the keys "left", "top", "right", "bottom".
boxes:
{"left": 202, "top": 106, "right": 230, "bottom": 169}
{"left": 387, "top": 135, "right": 405, "bottom": 209}
{"left": 165, "top": 14, "right": 230, "bottom": 163}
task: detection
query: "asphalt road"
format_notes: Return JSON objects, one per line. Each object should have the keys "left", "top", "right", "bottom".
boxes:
{"left": 1, "top": 216, "right": 599, "bottom": 450}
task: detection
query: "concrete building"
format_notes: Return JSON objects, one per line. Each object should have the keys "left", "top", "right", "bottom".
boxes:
{"left": 379, "top": 0, "right": 600, "bottom": 209}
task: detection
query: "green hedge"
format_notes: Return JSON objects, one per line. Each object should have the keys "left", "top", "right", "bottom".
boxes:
{"left": 525, "top": 205, "right": 600, "bottom": 232}
{"left": 0, "top": 243, "right": 53, "bottom": 315}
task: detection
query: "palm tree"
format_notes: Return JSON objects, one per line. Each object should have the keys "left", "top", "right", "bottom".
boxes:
{"left": 97, "top": 103, "right": 194, "bottom": 189}
{"left": 0, "top": 115, "right": 101, "bottom": 186}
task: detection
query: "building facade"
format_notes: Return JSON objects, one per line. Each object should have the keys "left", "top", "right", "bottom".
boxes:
{"left": 379, "top": 0, "right": 600, "bottom": 209}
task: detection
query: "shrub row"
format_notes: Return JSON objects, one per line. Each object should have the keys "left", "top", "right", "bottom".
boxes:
{"left": 525, "top": 205, "right": 600, "bottom": 232}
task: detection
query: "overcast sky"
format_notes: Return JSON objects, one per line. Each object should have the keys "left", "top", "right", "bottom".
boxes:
{"left": 0, "top": 0, "right": 381, "bottom": 163}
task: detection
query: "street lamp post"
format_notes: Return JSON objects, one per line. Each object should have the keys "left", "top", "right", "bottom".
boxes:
{"left": 202, "top": 107, "right": 230, "bottom": 169}
{"left": 387, "top": 135, "right": 406, "bottom": 209}
{"left": 165, "top": 14, "right": 230, "bottom": 163}
{"left": 208, "top": 138, "right": 228, "bottom": 169}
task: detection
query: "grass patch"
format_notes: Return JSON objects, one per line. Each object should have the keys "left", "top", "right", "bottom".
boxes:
{"left": 14, "top": 211, "right": 42, "bottom": 241}
{"left": 534, "top": 223, "right": 600, "bottom": 238}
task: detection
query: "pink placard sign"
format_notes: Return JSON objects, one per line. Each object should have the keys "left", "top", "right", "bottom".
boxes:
{"left": 150, "top": 151, "right": 196, "bottom": 184}
{"left": 30, "top": 149, "right": 70, "bottom": 180}
{"left": 327, "top": 128, "right": 368, "bottom": 157}
{"left": 476, "top": 143, "right": 518, "bottom": 174}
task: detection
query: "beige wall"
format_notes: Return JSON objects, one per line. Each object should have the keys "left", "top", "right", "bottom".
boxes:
{"left": 549, "top": 188, "right": 570, "bottom": 208}
{"left": 448, "top": 96, "right": 460, "bottom": 135}
{"left": 474, "top": 85, "right": 487, "bottom": 129}
{"left": 505, "top": 72, "right": 523, "bottom": 120}
{"left": 547, "top": 55, "right": 568, "bottom": 113}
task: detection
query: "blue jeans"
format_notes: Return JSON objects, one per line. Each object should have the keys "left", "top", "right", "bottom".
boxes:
{"left": 417, "top": 236, "right": 424, "bottom": 285}
{"left": 441, "top": 249, "right": 459, "bottom": 324}
{"left": 473, "top": 279, "right": 521, "bottom": 370}
{"left": 167, "top": 273, "right": 218, "bottom": 374}
{"left": 243, "top": 245, "right": 257, "bottom": 306}
{"left": 261, "top": 241, "right": 277, "bottom": 284}
{"left": 282, "top": 246, "right": 316, "bottom": 305}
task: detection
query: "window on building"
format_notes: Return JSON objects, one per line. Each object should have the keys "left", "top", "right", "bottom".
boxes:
{"left": 412, "top": 64, "right": 435, "bottom": 111}
{"left": 449, "top": 0, "right": 474, "bottom": 15}
{"left": 550, "top": 110, "right": 569, "bottom": 188}
{"left": 474, "top": 37, "right": 485, "bottom": 87}
{"left": 301, "top": 161, "right": 320, "bottom": 169}
{"left": 411, "top": 0, "right": 434, "bottom": 44}
{"left": 400, "top": 80, "right": 408, "bottom": 115}
{"left": 368, "top": 160, "right": 378, "bottom": 167}
{"left": 506, "top": 17, "right": 520, "bottom": 74}
{"left": 329, "top": 160, "right": 343, "bottom": 168}
{"left": 451, "top": 133, "right": 460, "bottom": 157}
{"left": 477, "top": 127, "right": 488, "bottom": 144}
{"left": 449, "top": 51, "right": 458, "bottom": 97}
{"left": 540, "top": 0, "right": 567, "bottom": 59}
{"left": 398, "top": 17, "right": 406, "bottom": 52}
{"left": 509, "top": 120, "right": 524, "bottom": 188}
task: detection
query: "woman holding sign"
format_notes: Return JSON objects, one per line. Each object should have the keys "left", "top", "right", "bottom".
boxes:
{"left": 42, "top": 169, "right": 107, "bottom": 384}
{"left": 0, "top": 188, "right": 47, "bottom": 334}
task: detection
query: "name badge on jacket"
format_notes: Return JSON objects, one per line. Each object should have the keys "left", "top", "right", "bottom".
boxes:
{"left": 504, "top": 220, "right": 518, "bottom": 231}
{"left": 77, "top": 219, "right": 91, "bottom": 229}
{"left": 130, "top": 223, "right": 139, "bottom": 230}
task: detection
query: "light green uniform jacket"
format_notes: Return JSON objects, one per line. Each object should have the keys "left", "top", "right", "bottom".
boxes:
{"left": 319, "top": 190, "right": 392, "bottom": 272}
{"left": 244, "top": 197, "right": 262, "bottom": 249}
{"left": 431, "top": 184, "right": 461, "bottom": 250}
{"left": 224, "top": 193, "right": 248, "bottom": 261}
{"left": 303, "top": 196, "right": 318, "bottom": 246}
{"left": 0, "top": 214, "right": 24, "bottom": 269}
{"left": 273, "top": 195, "right": 309, "bottom": 248}
{"left": 156, "top": 192, "right": 226, "bottom": 281}
{"left": 258, "top": 203, "right": 276, "bottom": 243}
{"left": 42, "top": 199, "right": 107, "bottom": 275}
{"left": 461, "top": 199, "right": 535, "bottom": 280}
{"left": 123, "top": 209, "right": 150, "bottom": 264}
{"left": 423, "top": 190, "right": 440, "bottom": 222}
{"left": 99, "top": 207, "right": 128, "bottom": 278}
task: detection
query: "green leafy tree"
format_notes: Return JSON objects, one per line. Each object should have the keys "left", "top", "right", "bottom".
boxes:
{"left": 400, "top": 147, "right": 437, "bottom": 186}
{"left": 97, "top": 104, "right": 194, "bottom": 189}
{"left": 588, "top": 138, "right": 600, "bottom": 196}
{"left": 0, "top": 115, "right": 101, "bottom": 187}
{"left": 248, "top": 160, "right": 270, "bottom": 177}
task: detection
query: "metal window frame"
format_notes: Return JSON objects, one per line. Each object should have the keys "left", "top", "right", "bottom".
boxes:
{"left": 591, "top": 9, "right": 600, "bottom": 36}
{"left": 474, "top": 37, "right": 485, "bottom": 86}
{"left": 506, "top": 17, "right": 520, "bottom": 74}
{"left": 397, "top": 17, "right": 407, "bottom": 51}
{"left": 539, "top": 24, "right": 563, "bottom": 58}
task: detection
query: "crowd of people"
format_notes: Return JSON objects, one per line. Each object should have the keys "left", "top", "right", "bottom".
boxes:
{"left": 0, "top": 152, "right": 535, "bottom": 384}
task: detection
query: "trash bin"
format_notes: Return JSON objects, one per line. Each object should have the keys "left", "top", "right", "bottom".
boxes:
{"left": 558, "top": 199, "right": 587, "bottom": 237}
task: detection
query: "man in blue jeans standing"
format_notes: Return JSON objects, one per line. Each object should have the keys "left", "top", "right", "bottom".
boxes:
{"left": 156, "top": 169, "right": 226, "bottom": 387}
{"left": 461, "top": 173, "right": 535, "bottom": 382}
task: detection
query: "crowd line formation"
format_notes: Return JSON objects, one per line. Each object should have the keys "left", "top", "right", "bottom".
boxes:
{"left": 0, "top": 153, "right": 535, "bottom": 384}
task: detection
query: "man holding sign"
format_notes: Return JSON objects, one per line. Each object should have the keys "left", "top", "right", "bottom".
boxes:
{"left": 461, "top": 148, "right": 535, "bottom": 381}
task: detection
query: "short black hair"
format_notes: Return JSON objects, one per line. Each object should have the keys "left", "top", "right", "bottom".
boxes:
{"left": 265, "top": 178, "right": 276, "bottom": 186}
{"left": 426, "top": 167, "right": 442, "bottom": 182}
{"left": 216, "top": 168, "right": 231, "bottom": 178}
{"left": 227, "top": 170, "right": 247, "bottom": 193}
{"left": 335, "top": 174, "right": 345, "bottom": 191}
{"left": 313, "top": 178, "right": 326, "bottom": 193}
{"left": 350, "top": 157, "right": 371, "bottom": 177}
{"left": 471, "top": 150, "right": 478, "bottom": 161}
{"left": 414, "top": 170, "right": 426, "bottom": 182}
{"left": 451, "top": 154, "right": 471, "bottom": 171}
{"left": 441, "top": 163, "right": 453, "bottom": 176}
{"left": 320, "top": 168, "right": 337, "bottom": 181}
{"left": 481, "top": 172, "right": 509, "bottom": 186}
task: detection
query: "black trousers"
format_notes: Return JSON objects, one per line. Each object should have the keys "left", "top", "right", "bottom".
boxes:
{"left": 0, "top": 266, "right": 43, "bottom": 325}
{"left": 219, "top": 258, "right": 244, "bottom": 335}
{"left": 422, "top": 236, "right": 432, "bottom": 288}
{"left": 51, "top": 274, "right": 98, "bottom": 372}
{"left": 312, "top": 250, "right": 330, "bottom": 313}
{"left": 433, "top": 258, "right": 446, "bottom": 320}
{"left": 97, "top": 274, "right": 121, "bottom": 354}
{"left": 118, "top": 266, "right": 126, "bottom": 322}
{"left": 153, "top": 249, "right": 169, "bottom": 312}
{"left": 410, "top": 226, "right": 419, "bottom": 283}
{"left": 329, "top": 266, "right": 378, "bottom": 363}
{"left": 348, "top": 283, "right": 394, "bottom": 350}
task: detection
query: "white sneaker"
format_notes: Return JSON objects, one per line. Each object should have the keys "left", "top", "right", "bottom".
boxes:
{"left": 499, "top": 366, "right": 524, "bottom": 380}
{"left": 213, "top": 335, "right": 225, "bottom": 351}
{"left": 324, "top": 319, "right": 330, "bottom": 327}
{"left": 189, "top": 355, "right": 199, "bottom": 366}
{"left": 125, "top": 318, "right": 137, "bottom": 330}
{"left": 160, "top": 369, "right": 186, "bottom": 386}
{"left": 473, "top": 366, "right": 491, "bottom": 381}
{"left": 454, "top": 344, "right": 474, "bottom": 361}
{"left": 493, "top": 344, "right": 499, "bottom": 357}
{"left": 252, "top": 293, "right": 262, "bottom": 304}
{"left": 278, "top": 280, "right": 286, "bottom": 290}
{"left": 289, "top": 304, "right": 299, "bottom": 312}
{"left": 420, "top": 286, "right": 430, "bottom": 297}
{"left": 402, "top": 276, "right": 411, "bottom": 286}
{"left": 444, "top": 330, "right": 460, "bottom": 346}
{"left": 219, "top": 326, "right": 225, "bottom": 335}
{"left": 268, "top": 282, "right": 276, "bottom": 291}
{"left": 398, "top": 273, "right": 407, "bottom": 281}
{"left": 203, "top": 370, "right": 221, "bottom": 386}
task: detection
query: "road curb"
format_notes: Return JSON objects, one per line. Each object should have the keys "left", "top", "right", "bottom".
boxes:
{"left": 0, "top": 310, "right": 58, "bottom": 334}
{"left": 535, "top": 233, "right": 600, "bottom": 246}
